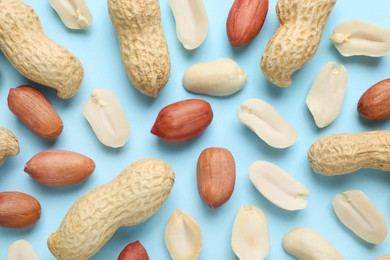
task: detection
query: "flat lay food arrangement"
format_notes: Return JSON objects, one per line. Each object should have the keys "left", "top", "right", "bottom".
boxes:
{"left": 1, "top": 0, "right": 390, "bottom": 259}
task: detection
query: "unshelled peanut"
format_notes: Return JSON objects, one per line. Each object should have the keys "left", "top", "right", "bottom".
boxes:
{"left": 0, "top": 0, "right": 84, "bottom": 99}
{"left": 48, "top": 158, "right": 174, "bottom": 259}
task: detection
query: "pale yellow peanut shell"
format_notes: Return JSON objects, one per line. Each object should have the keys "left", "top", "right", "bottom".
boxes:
{"left": 308, "top": 130, "right": 390, "bottom": 176}
{"left": 0, "top": 0, "right": 84, "bottom": 99}
{"left": 261, "top": 0, "right": 336, "bottom": 87}
{"left": 47, "top": 158, "right": 175, "bottom": 260}
{"left": 108, "top": 0, "right": 170, "bottom": 97}
{"left": 0, "top": 127, "right": 19, "bottom": 166}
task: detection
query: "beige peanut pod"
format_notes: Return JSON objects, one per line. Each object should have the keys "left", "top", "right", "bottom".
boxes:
{"left": 47, "top": 158, "right": 175, "bottom": 259}
{"left": 261, "top": 0, "right": 336, "bottom": 87}
{"left": 0, "top": 0, "right": 84, "bottom": 99}
{"left": 108, "top": 0, "right": 170, "bottom": 97}
{"left": 308, "top": 130, "right": 390, "bottom": 176}
{"left": 0, "top": 127, "right": 19, "bottom": 166}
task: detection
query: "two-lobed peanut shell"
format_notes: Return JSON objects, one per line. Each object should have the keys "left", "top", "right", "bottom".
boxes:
{"left": 197, "top": 147, "right": 235, "bottom": 208}
{"left": 0, "top": 0, "right": 84, "bottom": 99}
{"left": 108, "top": 0, "right": 170, "bottom": 97}
{"left": 118, "top": 240, "right": 149, "bottom": 260}
{"left": 24, "top": 150, "right": 95, "bottom": 187}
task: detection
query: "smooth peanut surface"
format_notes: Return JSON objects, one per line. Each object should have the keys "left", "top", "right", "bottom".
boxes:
{"left": 47, "top": 159, "right": 174, "bottom": 259}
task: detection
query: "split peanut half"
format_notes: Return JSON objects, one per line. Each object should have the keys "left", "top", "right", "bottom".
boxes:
{"left": 330, "top": 20, "right": 390, "bottom": 57}
{"left": 7, "top": 240, "right": 39, "bottom": 260}
{"left": 306, "top": 62, "right": 348, "bottom": 128}
{"left": 249, "top": 161, "right": 309, "bottom": 211}
{"left": 237, "top": 99, "right": 297, "bottom": 148}
{"left": 333, "top": 190, "right": 387, "bottom": 244}
{"left": 170, "top": 0, "right": 208, "bottom": 50}
{"left": 283, "top": 227, "right": 344, "bottom": 260}
{"left": 83, "top": 89, "right": 129, "bottom": 148}
{"left": 50, "top": 0, "right": 92, "bottom": 29}
{"left": 165, "top": 209, "right": 202, "bottom": 260}
{"left": 231, "top": 205, "right": 269, "bottom": 260}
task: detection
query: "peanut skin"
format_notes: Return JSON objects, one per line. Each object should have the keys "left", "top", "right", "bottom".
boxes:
{"left": 261, "top": 0, "right": 336, "bottom": 87}
{"left": 8, "top": 86, "right": 64, "bottom": 139}
{"left": 0, "top": 0, "right": 84, "bottom": 99}
{"left": 308, "top": 131, "right": 390, "bottom": 175}
{"left": 357, "top": 79, "right": 390, "bottom": 120}
{"left": 0, "top": 191, "right": 41, "bottom": 228}
{"left": 108, "top": 0, "right": 170, "bottom": 97}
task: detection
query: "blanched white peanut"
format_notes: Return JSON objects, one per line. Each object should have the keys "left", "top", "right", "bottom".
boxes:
{"left": 283, "top": 227, "right": 344, "bottom": 260}
{"left": 83, "top": 88, "right": 129, "bottom": 148}
{"left": 249, "top": 161, "right": 309, "bottom": 211}
{"left": 333, "top": 190, "right": 387, "bottom": 244}
{"left": 330, "top": 20, "right": 390, "bottom": 57}
{"left": 7, "top": 240, "right": 39, "bottom": 260}
{"left": 377, "top": 255, "right": 390, "bottom": 260}
{"left": 306, "top": 62, "right": 348, "bottom": 128}
{"left": 165, "top": 209, "right": 202, "bottom": 260}
{"left": 50, "top": 0, "right": 92, "bottom": 29}
{"left": 169, "top": 0, "right": 208, "bottom": 50}
{"left": 183, "top": 58, "right": 248, "bottom": 96}
{"left": 237, "top": 99, "right": 297, "bottom": 148}
{"left": 231, "top": 205, "right": 269, "bottom": 260}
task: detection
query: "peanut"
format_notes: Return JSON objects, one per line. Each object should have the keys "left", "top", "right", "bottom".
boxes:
{"left": 50, "top": 0, "right": 92, "bottom": 29}
{"left": 165, "top": 209, "right": 202, "bottom": 260}
{"left": 118, "top": 241, "right": 149, "bottom": 260}
{"left": 197, "top": 147, "right": 236, "bottom": 208}
{"left": 231, "top": 205, "right": 269, "bottom": 260}
{"left": 237, "top": 98, "right": 297, "bottom": 148}
{"left": 0, "top": 0, "right": 84, "bottom": 99}
{"left": 151, "top": 99, "right": 213, "bottom": 143}
{"left": 226, "top": 0, "right": 268, "bottom": 47}
{"left": 0, "top": 127, "right": 19, "bottom": 167}
{"left": 183, "top": 58, "right": 248, "bottom": 96}
{"left": 24, "top": 150, "right": 95, "bottom": 187}
{"left": 7, "top": 240, "right": 39, "bottom": 260}
{"left": 260, "top": 0, "right": 336, "bottom": 87}
{"left": 48, "top": 158, "right": 174, "bottom": 259}
{"left": 169, "top": 0, "right": 208, "bottom": 50}
{"left": 330, "top": 20, "right": 390, "bottom": 57}
{"left": 108, "top": 0, "right": 170, "bottom": 97}
{"left": 308, "top": 130, "right": 390, "bottom": 175}
{"left": 249, "top": 161, "right": 309, "bottom": 211}
{"left": 358, "top": 79, "right": 390, "bottom": 120}
{"left": 83, "top": 88, "right": 130, "bottom": 148}
{"left": 283, "top": 227, "right": 344, "bottom": 260}
{"left": 306, "top": 62, "right": 348, "bottom": 128}
{"left": 8, "top": 85, "right": 64, "bottom": 139}
{"left": 333, "top": 190, "right": 387, "bottom": 244}
{"left": 0, "top": 191, "right": 41, "bottom": 228}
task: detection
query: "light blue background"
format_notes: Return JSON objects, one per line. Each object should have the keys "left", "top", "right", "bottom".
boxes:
{"left": 1, "top": 0, "right": 390, "bottom": 259}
